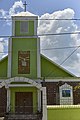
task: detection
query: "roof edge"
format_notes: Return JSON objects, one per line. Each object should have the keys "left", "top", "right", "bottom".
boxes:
{"left": 0, "top": 55, "right": 8, "bottom": 62}
{"left": 41, "top": 54, "right": 76, "bottom": 77}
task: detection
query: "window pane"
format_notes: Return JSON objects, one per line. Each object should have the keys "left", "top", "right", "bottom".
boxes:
{"left": 20, "top": 21, "right": 28, "bottom": 33}
{"left": 62, "top": 90, "right": 71, "bottom": 97}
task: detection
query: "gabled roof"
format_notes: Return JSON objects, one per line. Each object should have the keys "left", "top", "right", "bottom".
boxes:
{"left": 12, "top": 11, "right": 37, "bottom": 17}
{"left": 0, "top": 55, "right": 8, "bottom": 63}
{"left": 0, "top": 54, "right": 76, "bottom": 77}
{"left": 41, "top": 54, "right": 76, "bottom": 77}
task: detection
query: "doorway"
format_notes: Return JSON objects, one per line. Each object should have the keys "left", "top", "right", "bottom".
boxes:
{"left": 15, "top": 92, "right": 33, "bottom": 114}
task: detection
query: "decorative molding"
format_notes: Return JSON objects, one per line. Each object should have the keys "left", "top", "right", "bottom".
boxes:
{"left": 37, "top": 37, "right": 41, "bottom": 78}
{"left": 42, "top": 87, "right": 47, "bottom": 120}
{"left": 8, "top": 84, "right": 34, "bottom": 87}
{"left": 7, "top": 37, "right": 12, "bottom": 77}
{"left": 37, "top": 89, "right": 41, "bottom": 112}
{"left": 11, "top": 36, "right": 39, "bottom": 38}
{"left": 0, "top": 77, "right": 42, "bottom": 90}
{"left": 44, "top": 79, "right": 80, "bottom": 82}
{"left": 34, "top": 17, "right": 38, "bottom": 35}
{"left": 12, "top": 16, "right": 38, "bottom": 21}
{"left": 47, "top": 105, "right": 80, "bottom": 109}
{"left": 12, "top": 17, "right": 15, "bottom": 36}
{"left": 6, "top": 88, "right": 10, "bottom": 112}
{"left": 59, "top": 83, "right": 73, "bottom": 105}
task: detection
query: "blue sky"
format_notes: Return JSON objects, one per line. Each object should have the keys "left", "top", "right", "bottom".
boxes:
{"left": 0, "top": 0, "right": 80, "bottom": 33}
{"left": 0, "top": 0, "right": 80, "bottom": 76}
{"left": 0, "top": 0, "right": 80, "bottom": 35}
{"left": 0, "top": 0, "right": 80, "bottom": 17}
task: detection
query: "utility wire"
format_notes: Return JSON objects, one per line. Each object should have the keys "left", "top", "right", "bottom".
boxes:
{"left": 46, "top": 46, "right": 80, "bottom": 77}
{"left": 41, "top": 46, "right": 80, "bottom": 50}
{"left": 0, "top": 31, "right": 80, "bottom": 38}
{"left": 1, "top": 18, "right": 80, "bottom": 21}
{"left": 0, "top": 45, "right": 80, "bottom": 53}
{"left": 60, "top": 46, "right": 80, "bottom": 65}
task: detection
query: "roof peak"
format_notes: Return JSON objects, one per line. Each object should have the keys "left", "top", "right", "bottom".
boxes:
{"left": 12, "top": 11, "right": 37, "bottom": 17}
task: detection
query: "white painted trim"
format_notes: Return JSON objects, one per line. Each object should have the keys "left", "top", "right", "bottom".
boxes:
{"left": 37, "top": 37, "right": 41, "bottom": 78}
{"left": 34, "top": 17, "right": 38, "bottom": 35}
{"left": 7, "top": 37, "right": 12, "bottom": 77}
{"left": 47, "top": 105, "right": 80, "bottom": 109}
{"left": 12, "top": 18, "right": 15, "bottom": 36}
{"left": 0, "top": 77, "right": 42, "bottom": 90}
{"left": 12, "top": 16, "right": 38, "bottom": 21}
{"left": 42, "top": 87, "right": 47, "bottom": 120}
{"left": 8, "top": 84, "right": 34, "bottom": 87}
{"left": 59, "top": 83, "right": 73, "bottom": 105}
{"left": 44, "top": 79, "right": 80, "bottom": 82}
{"left": 6, "top": 88, "right": 10, "bottom": 112}
{"left": 37, "top": 89, "right": 41, "bottom": 112}
{"left": 11, "top": 36, "right": 39, "bottom": 38}
{"left": 0, "top": 55, "right": 8, "bottom": 62}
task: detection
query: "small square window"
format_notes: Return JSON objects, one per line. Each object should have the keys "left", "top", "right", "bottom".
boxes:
{"left": 20, "top": 21, "right": 28, "bottom": 33}
{"left": 62, "top": 90, "right": 71, "bottom": 97}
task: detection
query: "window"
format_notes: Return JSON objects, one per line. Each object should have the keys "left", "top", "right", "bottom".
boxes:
{"left": 62, "top": 90, "right": 71, "bottom": 97}
{"left": 59, "top": 83, "right": 73, "bottom": 105}
{"left": 20, "top": 21, "right": 28, "bottom": 33}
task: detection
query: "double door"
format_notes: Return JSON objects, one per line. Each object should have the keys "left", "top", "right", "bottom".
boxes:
{"left": 15, "top": 92, "right": 33, "bottom": 114}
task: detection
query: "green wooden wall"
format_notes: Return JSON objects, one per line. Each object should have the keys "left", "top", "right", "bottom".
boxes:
{"left": 0, "top": 56, "right": 8, "bottom": 78}
{"left": 41, "top": 55, "right": 74, "bottom": 78}
{"left": 11, "top": 38, "right": 37, "bottom": 78}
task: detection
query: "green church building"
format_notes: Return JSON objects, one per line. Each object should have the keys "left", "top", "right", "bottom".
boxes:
{"left": 0, "top": 11, "right": 80, "bottom": 120}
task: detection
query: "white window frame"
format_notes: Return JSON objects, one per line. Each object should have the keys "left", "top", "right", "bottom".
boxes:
{"left": 59, "top": 83, "right": 73, "bottom": 105}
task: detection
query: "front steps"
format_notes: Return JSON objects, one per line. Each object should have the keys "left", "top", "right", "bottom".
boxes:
{"left": 4, "top": 113, "right": 42, "bottom": 120}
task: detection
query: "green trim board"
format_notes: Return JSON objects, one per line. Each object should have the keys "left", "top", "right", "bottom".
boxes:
{"left": 10, "top": 87, "right": 38, "bottom": 113}
{"left": 41, "top": 54, "right": 75, "bottom": 78}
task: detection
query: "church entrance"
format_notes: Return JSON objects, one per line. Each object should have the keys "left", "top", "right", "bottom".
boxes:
{"left": 15, "top": 92, "right": 33, "bottom": 114}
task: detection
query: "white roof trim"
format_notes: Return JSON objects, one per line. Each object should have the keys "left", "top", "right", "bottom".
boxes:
{"left": 44, "top": 78, "right": 80, "bottom": 82}
{"left": 12, "top": 11, "right": 37, "bottom": 17}
{"left": 0, "top": 55, "right": 8, "bottom": 62}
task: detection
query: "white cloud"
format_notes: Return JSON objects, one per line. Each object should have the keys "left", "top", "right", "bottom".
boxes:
{"left": 38, "top": 8, "right": 80, "bottom": 76}
{"left": 0, "top": 42, "right": 4, "bottom": 52}
{"left": 0, "top": 0, "right": 24, "bottom": 25}
{"left": 0, "top": 1, "right": 24, "bottom": 59}
{"left": 9, "top": 0, "right": 24, "bottom": 16}
{"left": 0, "top": 38, "right": 6, "bottom": 59}
{"left": 0, "top": 3, "right": 80, "bottom": 76}
{"left": 0, "top": 9, "right": 7, "bottom": 18}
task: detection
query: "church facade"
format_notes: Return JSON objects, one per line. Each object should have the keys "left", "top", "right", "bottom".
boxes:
{"left": 0, "top": 11, "right": 80, "bottom": 120}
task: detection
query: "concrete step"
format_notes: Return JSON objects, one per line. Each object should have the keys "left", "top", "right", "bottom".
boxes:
{"left": 5, "top": 114, "right": 42, "bottom": 120}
